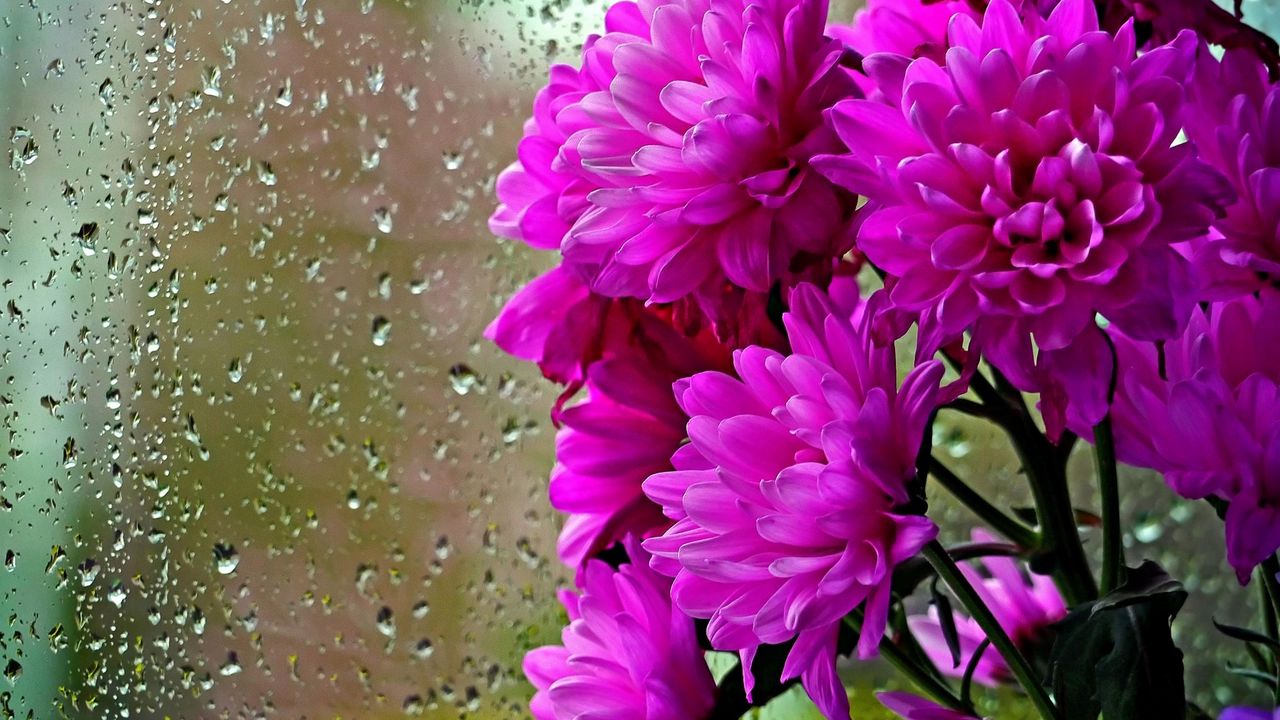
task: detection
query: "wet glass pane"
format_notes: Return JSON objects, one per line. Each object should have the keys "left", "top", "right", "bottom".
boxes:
{"left": 1, "top": 2, "right": 583, "bottom": 716}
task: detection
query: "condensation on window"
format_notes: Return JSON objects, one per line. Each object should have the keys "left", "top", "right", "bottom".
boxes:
{"left": 0, "top": 2, "right": 601, "bottom": 716}
{"left": 0, "top": 0, "right": 1276, "bottom": 718}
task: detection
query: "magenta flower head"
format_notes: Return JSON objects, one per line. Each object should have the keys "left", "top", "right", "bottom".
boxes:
{"left": 489, "top": 3, "right": 647, "bottom": 251}
{"left": 877, "top": 692, "right": 983, "bottom": 720}
{"left": 524, "top": 538, "right": 717, "bottom": 720}
{"left": 485, "top": 262, "right": 791, "bottom": 390}
{"left": 485, "top": 266, "right": 610, "bottom": 386}
{"left": 908, "top": 530, "right": 1065, "bottom": 687}
{"left": 1101, "top": 290, "right": 1280, "bottom": 584}
{"left": 642, "top": 278, "right": 943, "bottom": 720}
{"left": 829, "top": 0, "right": 974, "bottom": 68}
{"left": 813, "top": 0, "right": 1231, "bottom": 430}
{"left": 1185, "top": 46, "right": 1280, "bottom": 295}
{"left": 552, "top": 311, "right": 731, "bottom": 568}
{"left": 495, "top": 0, "right": 862, "bottom": 305}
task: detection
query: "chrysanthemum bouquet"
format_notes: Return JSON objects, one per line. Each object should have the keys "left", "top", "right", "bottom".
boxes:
{"left": 486, "top": 0, "right": 1280, "bottom": 717}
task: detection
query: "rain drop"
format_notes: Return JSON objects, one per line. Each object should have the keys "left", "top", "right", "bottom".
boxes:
{"left": 213, "top": 543, "right": 240, "bottom": 575}
{"left": 371, "top": 316, "right": 391, "bottom": 347}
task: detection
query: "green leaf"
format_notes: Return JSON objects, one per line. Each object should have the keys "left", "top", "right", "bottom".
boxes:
{"left": 1047, "top": 561, "right": 1189, "bottom": 720}
{"left": 960, "top": 638, "right": 992, "bottom": 707}
{"left": 1213, "top": 618, "right": 1280, "bottom": 651}
{"left": 930, "top": 578, "right": 963, "bottom": 671}
{"left": 1226, "top": 664, "right": 1279, "bottom": 692}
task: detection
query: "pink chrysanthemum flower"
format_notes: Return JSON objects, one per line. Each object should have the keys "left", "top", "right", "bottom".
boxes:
{"left": 829, "top": 0, "right": 974, "bottom": 71}
{"left": 485, "top": 262, "right": 793, "bottom": 390}
{"left": 495, "top": 0, "right": 862, "bottom": 305}
{"left": 1099, "top": 291, "right": 1280, "bottom": 584}
{"left": 1185, "top": 47, "right": 1280, "bottom": 295}
{"left": 877, "top": 692, "right": 983, "bottom": 720}
{"left": 813, "top": 0, "right": 1231, "bottom": 429}
{"left": 908, "top": 530, "right": 1065, "bottom": 687}
{"left": 524, "top": 539, "right": 717, "bottom": 720}
{"left": 489, "top": 4, "right": 646, "bottom": 251}
{"left": 552, "top": 313, "right": 731, "bottom": 567}
{"left": 642, "top": 279, "right": 942, "bottom": 720}
{"left": 485, "top": 267, "right": 611, "bottom": 386}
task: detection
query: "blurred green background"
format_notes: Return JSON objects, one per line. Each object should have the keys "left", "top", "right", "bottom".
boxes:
{"left": 0, "top": 1, "right": 1277, "bottom": 718}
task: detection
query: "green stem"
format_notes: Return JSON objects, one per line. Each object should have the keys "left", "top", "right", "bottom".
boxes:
{"left": 1094, "top": 415, "right": 1124, "bottom": 594}
{"left": 923, "top": 540, "right": 1058, "bottom": 720}
{"left": 843, "top": 614, "right": 970, "bottom": 713}
{"left": 941, "top": 356, "right": 1097, "bottom": 606}
{"left": 1009, "top": 418, "right": 1097, "bottom": 606}
{"left": 1262, "top": 556, "right": 1280, "bottom": 705}
{"left": 930, "top": 456, "right": 1040, "bottom": 550}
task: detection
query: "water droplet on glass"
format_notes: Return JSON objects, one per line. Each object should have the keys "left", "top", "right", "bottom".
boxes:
{"left": 275, "top": 77, "right": 293, "bottom": 107}
{"left": 371, "top": 316, "right": 391, "bottom": 347}
{"left": 79, "top": 559, "right": 99, "bottom": 587}
{"left": 213, "top": 543, "right": 240, "bottom": 575}
{"left": 412, "top": 600, "right": 429, "bottom": 619}
{"left": 256, "top": 161, "right": 277, "bottom": 186}
{"left": 366, "top": 63, "right": 385, "bottom": 93}
{"left": 442, "top": 151, "right": 463, "bottom": 170}
{"left": 202, "top": 65, "right": 222, "bottom": 96}
{"left": 98, "top": 78, "right": 115, "bottom": 107}
{"left": 15, "top": 138, "right": 38, "bottom": 166}
{"left": 412, "top": 638, "right": 434, "bottom": 660}
{"left": 219, "top": 653, "right": 242, "bottom": 676}
{"left": 375, "top": 606, "right": 395, "bottom": 638}
{"left": 373, "top": 206, "right": 393, "bottom": 233}
{"left": 448, "top": 364, "right": 479, "bottom": 395}
{"left": 73, "top": 222, "right": 98, "bottom": 255}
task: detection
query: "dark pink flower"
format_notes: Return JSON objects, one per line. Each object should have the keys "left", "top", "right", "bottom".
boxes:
{"left": 524, "top": 540, "right": 717, "bottom": 720}
{"left": 642, "top": 279, "right": 942, "bottom": 720}
{"left": 828, "top": 0, "right": 974, "bottom": 73}
{"left": 496, "top": 0, "right": 862, "bottom": 305}
{"left": 486, "top": 262, "right": 768, "bottom": 387}
{"left": 908, "top": 530, "right": 1065, "bottom": 687}
{"left": 1101, "top": 291, "right": 1280, "bottom": 583}
{"left": 813, "top": 0, "right": 1231, "bottom": 429}
{"left": 552, "top": 312, "right": 732, "bottom": 568}
{"left": 877, "top": 692, "right": 983, "bottom": 720}
{"left": 485, "top": 266, "right": 609, "bottom": 386}
{"left": 1185, "top": 46, "right": 1280, "bottom": 295}
{"left": 489, "top": 4, "right": 648, "bottom": 251}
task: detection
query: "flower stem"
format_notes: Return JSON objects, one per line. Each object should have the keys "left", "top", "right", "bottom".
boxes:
{"left": 922, "top": 540, "right": 1058, "bottom": 720}
{"left": 842, "top": 613, "right": 970, "bottom": 713}
{"left": 940, "top": 356, "right": 1097, "bottom": 605}
{"left": 1094, "top": 414, "right": 1124, "bottom": 594}
{"left": 930, "top": 456, "right": 1040, "bottom": 550}
{"left": 1262, "top": 555, "right": 1280, "bottom": 705}
{"left": 986, "top": 367, "right": 1097, "bottom": 606}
